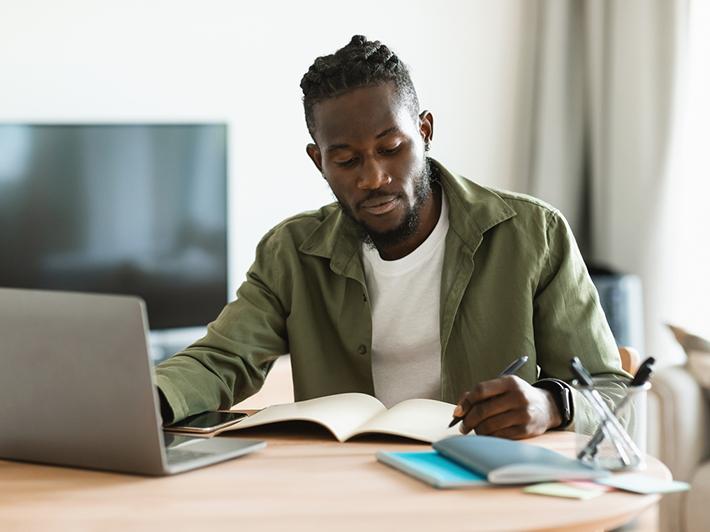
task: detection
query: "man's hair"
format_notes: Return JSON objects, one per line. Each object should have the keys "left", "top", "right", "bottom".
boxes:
{"left": 300, "top": 35, "right": 420, "bottom": 139}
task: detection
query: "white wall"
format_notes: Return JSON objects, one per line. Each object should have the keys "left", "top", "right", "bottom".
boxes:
{"left": 0, "top": 0, "right": 524, "bottom": 296}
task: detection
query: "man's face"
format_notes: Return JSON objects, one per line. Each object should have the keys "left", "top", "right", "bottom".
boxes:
{"left": 306, "top": 83, "right": 434, "bottom": 247}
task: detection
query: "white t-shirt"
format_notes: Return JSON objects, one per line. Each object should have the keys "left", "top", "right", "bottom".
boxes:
{"left": 361, "top": 192, "right": 449, "bottom": 408}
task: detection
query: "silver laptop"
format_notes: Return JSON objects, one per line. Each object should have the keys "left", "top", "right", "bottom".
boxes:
{"left": 0, "top": 287, "right": 265, "bottom": 475}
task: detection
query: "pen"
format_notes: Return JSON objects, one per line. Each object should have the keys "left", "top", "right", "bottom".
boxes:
{"left": 448, "top": 355, "right": 529, "bottom": 428}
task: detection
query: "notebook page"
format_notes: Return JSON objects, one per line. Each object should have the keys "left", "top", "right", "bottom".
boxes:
{"left": 354, "top": 398, "right": 460, "bottom": 443}
{"left": 225, "top": 393, "right": 386, "bottom": 442}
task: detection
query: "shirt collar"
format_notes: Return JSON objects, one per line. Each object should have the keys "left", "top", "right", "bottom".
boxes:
{"left": 434, "top": 159, "right": 517, "bottom": 253}
{"left": 298, "top": 158, "right": 517, "bottom": 276}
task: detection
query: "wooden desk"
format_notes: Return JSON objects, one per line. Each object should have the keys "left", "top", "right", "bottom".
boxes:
{"left": 0, "top": 428, "right": 668, "bottom": 531}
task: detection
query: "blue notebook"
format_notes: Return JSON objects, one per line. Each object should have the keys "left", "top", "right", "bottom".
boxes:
{"left": 433, "top": 435, "right": 609, "bottom": 485}
{"left": 376, "top": 450, "right": 490, "bottom": 488}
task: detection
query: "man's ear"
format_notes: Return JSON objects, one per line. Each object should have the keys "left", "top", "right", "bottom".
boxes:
{"left": 419, "top": 110, "right": 434, "bottom": 145}
{"left": 306, "top": 143, "right": 324, "bottom": 175}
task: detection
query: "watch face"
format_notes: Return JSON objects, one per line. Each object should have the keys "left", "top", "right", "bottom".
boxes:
{"left": 559, "top": 388, "right": 572, "bottom": 428}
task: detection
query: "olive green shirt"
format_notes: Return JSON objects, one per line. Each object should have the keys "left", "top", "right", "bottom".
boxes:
{"left": 156, "top": 160, "right": 628, "bottom": 433}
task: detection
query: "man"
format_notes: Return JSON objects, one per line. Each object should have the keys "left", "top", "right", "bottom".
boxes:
{"left": 156, "top": 35, "right": 627, "bottom": 438}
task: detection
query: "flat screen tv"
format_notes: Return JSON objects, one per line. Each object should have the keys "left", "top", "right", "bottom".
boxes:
{"left": 0, "top": 124, "right": 228, "bottom": 330}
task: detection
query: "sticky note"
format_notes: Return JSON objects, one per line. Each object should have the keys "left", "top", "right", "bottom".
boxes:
{"left": 597, "top": 474, "right": 690, "bottom": 494}
{"left": 563, "top": 480, "right": 613, "bottom": 492}
{"left": 523, "top": 482, "right": 605, "bottom": 500}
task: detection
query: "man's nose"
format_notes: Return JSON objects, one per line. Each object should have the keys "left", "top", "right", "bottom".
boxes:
{"left": 357, "top": 158, "right": 391, "bottom": 190}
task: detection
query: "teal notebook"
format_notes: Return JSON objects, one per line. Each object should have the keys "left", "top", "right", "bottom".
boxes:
{"left": 376, "top": 450, "right": 490, "bottom": 488}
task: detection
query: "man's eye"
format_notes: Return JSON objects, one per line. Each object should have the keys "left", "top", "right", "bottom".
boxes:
{"left": 381, "top": 144, "right": 401, "bottom": 155}
{"left": 335, "top": 158, "right": 357, "bottom": 167}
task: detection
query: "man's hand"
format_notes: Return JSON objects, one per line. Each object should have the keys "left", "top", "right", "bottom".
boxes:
{"left": 453, "top": 376, "right": 562, "bottom": 439}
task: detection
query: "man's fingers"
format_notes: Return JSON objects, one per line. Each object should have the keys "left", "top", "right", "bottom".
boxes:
{"left": 455, "top": 376, "right": 525, "bottom": 420}
{"left": 456, "top": 377, "right": 555, "bottom": 439}
{"left": 491, "top": 425, "right": 529, "bottom": 440}
{"left": 473, "top": 408, "right": 529, "bottom": 435}
{"left": 467, "top": 375, "right": 521, "bottom": 403}
{"left": 461, "top": 405, "right": 526, "bottom": 436}
{"left": 454, "top": 391, "right": 473, "bottom": 417}
{"left": 460, "top": 393, "right": 516, "bottom": 432}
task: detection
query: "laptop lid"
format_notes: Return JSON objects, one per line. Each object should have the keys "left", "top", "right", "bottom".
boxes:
{"left": 0, "top": 288, "right": 168, "bottom": 475}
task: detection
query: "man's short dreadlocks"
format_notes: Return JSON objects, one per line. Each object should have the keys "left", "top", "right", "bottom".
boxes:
{"left": 300, "top": 35, "right": 420, "bottom": 139}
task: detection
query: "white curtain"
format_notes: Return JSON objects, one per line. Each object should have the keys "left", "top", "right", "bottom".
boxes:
{"left": 514, "top": 0, "right": 689, "bottom": 364}
{"left": 659, "top": 0, "right": 710, "bottom": 349}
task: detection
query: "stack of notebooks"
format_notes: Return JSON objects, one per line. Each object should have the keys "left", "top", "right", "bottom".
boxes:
{"left": 377, "top": 435, "right": 610, "bottom": 488}
{"left": 377, "top": 435, "right": 690, "bottom": 496}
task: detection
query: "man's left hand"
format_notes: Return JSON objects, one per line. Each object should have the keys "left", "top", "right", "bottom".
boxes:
{"left": 454, "top": 376, "right": 562, "bottom": 439}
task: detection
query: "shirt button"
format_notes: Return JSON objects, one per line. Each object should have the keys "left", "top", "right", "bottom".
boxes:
{"left": 357, "top": 344, "right": 367, "bottom": 355}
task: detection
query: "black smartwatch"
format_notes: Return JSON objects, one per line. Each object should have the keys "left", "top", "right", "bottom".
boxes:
{"left": 532, "top": 378, "right": 573, "bottom": 429}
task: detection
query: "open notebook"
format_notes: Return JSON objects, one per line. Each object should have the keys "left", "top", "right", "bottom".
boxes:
{"left": 205, "top": 393, "right": 460, "bottom": 443}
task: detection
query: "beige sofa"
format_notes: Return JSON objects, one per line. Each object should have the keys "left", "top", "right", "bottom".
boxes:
{"left": 649, "top": 365, "right": 710, "bottom": 532}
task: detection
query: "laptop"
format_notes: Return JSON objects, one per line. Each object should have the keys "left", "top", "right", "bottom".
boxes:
{"left": 0, "top": 287, "right": 265, "bottom": 475}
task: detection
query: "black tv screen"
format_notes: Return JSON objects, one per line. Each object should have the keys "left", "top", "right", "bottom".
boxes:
{"left": 0, "top": 124, "right": 228, "bottom": 330}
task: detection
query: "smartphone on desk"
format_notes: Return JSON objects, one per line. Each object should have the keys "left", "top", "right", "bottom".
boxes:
{"left": 163, "top": 411, "right": 247, "bottom": 434}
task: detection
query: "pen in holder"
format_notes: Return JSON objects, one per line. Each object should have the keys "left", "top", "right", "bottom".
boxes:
{"left": 569, "top": 357, "right": 650, "bottom": 471}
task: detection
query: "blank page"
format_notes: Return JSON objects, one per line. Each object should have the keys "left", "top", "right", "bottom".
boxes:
{"left": 354, "top": 398, "right": 460, "bottom": 443}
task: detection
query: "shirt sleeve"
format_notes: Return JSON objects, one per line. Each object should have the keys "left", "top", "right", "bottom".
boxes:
{"left": 155, "top": 235, "right": 289, "bottom": 423}
{"left": 533, "top": 209, "right": 631, "bottom": 434}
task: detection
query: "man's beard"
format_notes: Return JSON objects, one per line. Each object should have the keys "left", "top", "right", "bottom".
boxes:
{"left": 336, "top": 158, "right": 435, "bottom": 251}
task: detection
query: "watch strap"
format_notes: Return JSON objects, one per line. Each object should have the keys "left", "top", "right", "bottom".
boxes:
{"left": 532, "top": 378, "right": 573, "bottom": 429}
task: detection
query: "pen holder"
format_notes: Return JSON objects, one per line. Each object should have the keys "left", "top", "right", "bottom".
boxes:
{"left": 571, "top": 377, "right": 649, "bottom": 471}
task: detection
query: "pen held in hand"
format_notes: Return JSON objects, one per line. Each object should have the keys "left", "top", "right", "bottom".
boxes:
{"left": 448, "top": 355, "right": 529, "bottom": 428}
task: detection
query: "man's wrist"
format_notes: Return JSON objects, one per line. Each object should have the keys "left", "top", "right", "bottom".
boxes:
{"left": 540, "top": 388, "right": 563, "bottom": 429}
{"left": 532, "top": 378, "right": 573, "bottom": 430}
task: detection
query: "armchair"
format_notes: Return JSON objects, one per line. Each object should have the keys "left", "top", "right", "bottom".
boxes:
{"left": 649, "top": 364, "right": 710, "bottom": 532}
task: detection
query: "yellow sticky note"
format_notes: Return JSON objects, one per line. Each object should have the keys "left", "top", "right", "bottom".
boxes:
{"left": 523, "top": 482, "right": 605, "bottom": 500}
